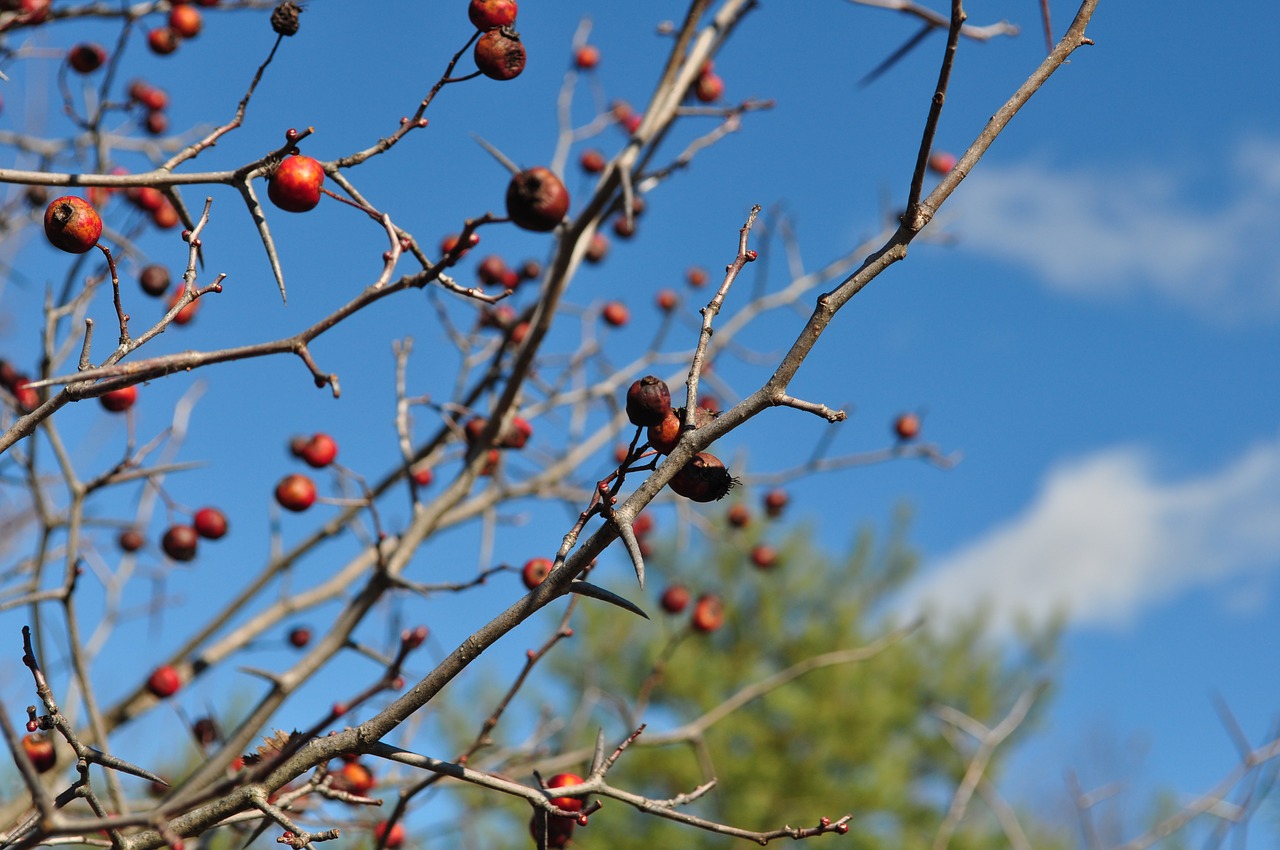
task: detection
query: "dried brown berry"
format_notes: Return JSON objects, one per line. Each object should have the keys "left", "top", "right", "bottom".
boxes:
{"left": 270, "top": 0, "right": 302, "bottom": 36}
{"left": 506, "top": 166, "right": 569, "bottom": 232}
{"left": 626, "top": 376, "right": 671, "bottom": 427}
{"left": 669, "top": 452, "right": 737, "bottom": 502}
{"left": 139, "top": 264, "right": 170, "bottom": 297}
{"left": 474, "top": 26, "right": 526, "bottom": 81}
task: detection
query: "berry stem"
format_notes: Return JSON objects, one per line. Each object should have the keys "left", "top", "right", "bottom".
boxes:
{"left": 96, "top": 242, "right": 130, "bottom": 345}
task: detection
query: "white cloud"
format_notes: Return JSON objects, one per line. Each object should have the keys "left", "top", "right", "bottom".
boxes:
{"left": 902, "top": 436, "right": 1280, "bottom": 635}
{"left": 953, "top": 137, "right": 1280, "bottom": 322}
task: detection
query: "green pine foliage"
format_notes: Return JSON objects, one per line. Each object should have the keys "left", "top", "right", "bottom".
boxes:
{"left": 452, "top": 505, "right": 1068, "bottom": 850}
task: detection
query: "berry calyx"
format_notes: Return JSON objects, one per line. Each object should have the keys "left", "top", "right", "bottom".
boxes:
{"left": 506, "top": 167, "right": 569, "bottom": 232}
{"left": 99, "top": 385, "right": 138, "bottom": 413}
{"left": 268, "top": 155, "right": 325, "bottom": 213}
{"left": 43, "top": 196, "right": 102, "bottom": 254}
{"left": 468, "top": 0, "right": 517, "bottom": 30}
{"left": 625, "top": 376, "right": 672, "bottom": 427}
{"left": 193, "top": 507, "right": 228, "bottom": 540}
{"left": 161, "top": 525, "right": 199, "bottom": 561}
{"left": 474, "top": 27, "right": 526, "bottom": 81}
{"left": 521, "top": 557, "right": 552, "bottom": 589}
{"left": 275, "top": 474, "right": 317, "bottom": 512}
{"left": 147, "top": 665, "right": 182, "bottom": 698}
{"left": 660, "top": 584, "right": 690, "bottom": 614}
{"left": 669, "top": 452, "right": 737, "bottom": 502}
{"left": 691, "top": 594, "right": 724, "bottom": 633}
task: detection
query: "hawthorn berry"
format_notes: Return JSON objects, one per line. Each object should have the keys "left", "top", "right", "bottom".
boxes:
{"left": 763, "top": 488, "right": 789, "bottom": 518}
{"left": 668, "top": 452, "right": 737, "bottom": 502}
{"left": 139, "top": 264, "right": 170, "bottom": 297}
{"left": 476, "top": 254, "right": 509, "bottom": 286}
{"left": 143, "top": 111, "right": 168, "bottom": 136}
{"left": 168, "top": 288, "right": 200, "bottom": 326}
{"left": 626, "top": 376, "right": 671, "bottom": 427}
{"left": 893, "top": 412, "right": 921, "bottom": 441}
{"left": 21, "top": 732, "right": 56, "bottom": 773}
{"left": 275, "top": 474, "right": 317, "bottom": 512}
{"left": 660, "top": 584, "right": 690, "bottom": 614}
{"left": 601, "top": 301, "right": 629, "bottom": 327}
{"left": 546, "top": 773, "right": 586, "bottom": 812}
{"left": 151, "top": 200, "right": 179, "bottom": 229}
{"left": 750, "top": 544, "right": 778, "bottom": 569}
{"left": 691, "top": 594, "right": 724, "bottom": 633}
{"left": 412, "top": 466, "right": 434, "bottom": 487}
{"left": 99, "top": 385, "right": 138, "bottom": 413}
{"left": 268, "top": 155, "right": 325, "bottom": 213}
{"left": 374, "top": 822, "right": 405, "bottom": 849}
{"left": 334, "top": 761, "right": 375, "bottom": 796}
{"left": 726, "top": 504, "right": 751, "bottom": 528}
{"left": 521, "top": 557, "right": 552, "bottom": 589}
{"left": 928, "top": 150, "right": 957, "bottom": 176}
{"left": 118, "top": 528, "right": 145, "bottom": 552}
{"left": 656, "top": 289, "right": 678, "bottom": 312}
{"left": 298, "top": 432, "right": 338, "bottom": 468}
{"left": 474, "top": 27, "right": 526, "bottom": 80}
{"left": 287, "top": 626, "right": 311, "bottom": 648}
{"left": 468, "top": 0, "right": 517, "bottom": 31}
{"left": 43, "top": 196, "right": 102, "bottom": 254}
{"left": 161, "top": 525, "right": 199, "bottom": 561}
{"left": 584, "top": 232, "right": 610, "bottom": 264}
{"left": 646, "top": 409, "right": 682, "bottom": 455}
{"left": 529, "top": 813, "right": 575, "bottom": 849}
{"left": 694, "top": 71, "right": 725, "bottom": 102}
{"left": 147, "top": 665, "right": 181, "bottom": 698}
{"left": 632, "top": 512, "right": 654, "bottom": 537}
{"left": 67, "top": 43, "right": 106, "bottom": 73}
{"left": 612, "top": 214, "right": 636, "bottom": 239}
{"left": 129, "top": 80, "right": 169, "bottom": 111}
{"left": 169, "top": 4, "right": 202, "bottom": 38}
{"left": 147, "top": 27, "right": 180, "bottom": 55}
{"left": 506, "top": 167, "right": 569, "bottom": 232}
{"left": 579, "top": 149, "right": 606, "bottom": 174}
{"left": 574, "top": 44, "right": 600, "bottom": 69}
{"left": 193, "top": 507, "right": 228, "bottom": 540}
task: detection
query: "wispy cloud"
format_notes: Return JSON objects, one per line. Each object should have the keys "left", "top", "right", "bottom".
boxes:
{"left": 953, "top": 137, "right": 1280, "bottom": 322}
{"left": 902, "top": 436, "right": 1280, "bottom": 635}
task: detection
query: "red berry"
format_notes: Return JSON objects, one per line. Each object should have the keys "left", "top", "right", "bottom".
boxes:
{"left": 275, "top": 474, "right": 317, "bottom": 512}
{"left": 669, "top": 452, "right": 736, "bottom": 503}
{"left": 193, "top": 507, "right": 228, "bottom": 540}
{"left": 691, "top": 594, "right": 724, "bottom": 633}
{"left": 139, "top": 264, "right": 170, "bottom": 297}
{"left": 476, "top": 254, "right": 509, "bottom": 286}
{"left": 147, "top": 27, "right": 180, "bottom": 56}
{"left": 412, "top": 466, "right": 434, "bottom": 487}
{"left": 129, "top": 80, "right": 169, "bottom": 111}
{"left": 546, "top": 773, "right": 585, "bottom": 812}
{"left": 694, "top": 71, "right": 724, "bottom": 103}
{"left": 506, "top": 167, "right": 569, "bottom": 232}
{"left": 529, "top": 813, "right": 575, "bottom": 849}
{"left": 287, "top": 626, "right": 311, "bottom": 648}
{"left": 520, "top": 258, "right": 542, "bottom": 280}
{"left": 574, "top": 44, "right": 600, "bottom": 70}
{"left": 726, "top": 504, "right": 751, "bottom": 528}
{"left": 646, "top": 409, "right": 682, "bottom": 455}
{"left": 299, "top": 432, "right": 338, "bottom": 468}
{"left": 21, "top": 733, "right": 56, "bottom": 773}
{"left": 143, "top": 110, "right": 168, "bottom": 136}
{"left": 467, "top": 0, "right": 517, "bottom": 30}
{"left": 161, "top": 525, "right": 199, "bottom": 561}
{"left": 151, "top": 200, "right": 179, "bottom": 229}
{"left": 99, "top": 385, "right": 137, "bottom": 413}
{"left": 268, "top": 155, "right": 325, "bottom": 213}
{"left": 168, "top": 5, "right": 202, "bottom": 38}
{"left": 660, "top": 585, "right": 690, "bottom": 614}
{"left": 893, "top": 412, "right": 921, "bottom": 441}
{"left": 474, "top": 27, "right": 526, "bottom": 80}
{"left": 67, "top": 43, "right": 107, "bottom": 73}
{"left": 118, "top": 528, "right": 145, "bottom": 552}
{"left": 130, "top": 186, "right": 165, "bottom": 213}
{"left": 334, "top": 762, "right": 375, "bottom": 796}
{"left": 168, "top": 288, "right": 200, "bottom": 326}
{"left": 374, "top": 822, "right": 405, "bottom": 849}
{"left": 928, "top": 150, "right": 957, "bottom": 176}
{"left": 632, "top": 512, "right": 654, "bottom": 537}
{"left": 521, "top": 557, "right": 552, "bottom": 589}
{"left": 763, "top": 488, "right": 789, "bottom": 518}
{"left": 584, "top": 232, "right": 610, "bottom": 264}
{"left": 656, "top": 289, "right": 678, "bottom": 312}
{"left": 612, "top": 214, "right": 636, "bottom": 239}
{"left": 626, "top": 376, "right": 671, "bottom": 427}
{"left": 601, "top": 301, "right": 628, "bottom": 327}
{"left": 479, "top": 448, "right": 501, "bottom": 476}
{"left": 686, "top": 266, "right": 708, "bottom": 288}
{"left": 43, "top": 196, "right": 102, "bottom": 254}
{"left": 579, "top": 149, "right": 606, "bottom": 174}
{"left": 147, "top": 665, "right": 181, "bottom": 698}
{"left": 750, "top": 544, "right": 778, "bottom": 569}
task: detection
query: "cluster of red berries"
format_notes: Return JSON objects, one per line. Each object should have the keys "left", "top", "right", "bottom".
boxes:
{"left": 275, "top": 432, "right": 336, "bottom": 512}
{"left": 0, "top": 358, "right": 41, "bottom": 412}
{"left": 129, "top": 79, "right": 172, "bottom": 137}
{"left": 147, "top": 2, "right": 208, "bottom": 57}
{"left": 624, "top": 375, "right": 736, "bottom": 502}
{"left": 477, "top": 303, "right": 530, "bottom": 346}
{"left": 138, "top": 503, "right": 228, "bottom": 564}
{"left": 475, "top": 254, "right": 541, "bottom": 290}
{"left": 123, "top": 178, "right": 181, "bottom": 230}
{"left": 470, "top": 0, "right": 525, "bottom": 80}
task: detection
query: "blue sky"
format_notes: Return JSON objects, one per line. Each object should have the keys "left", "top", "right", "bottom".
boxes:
{"left": 1, "top": 0, "right": 1278, "bottom": 844}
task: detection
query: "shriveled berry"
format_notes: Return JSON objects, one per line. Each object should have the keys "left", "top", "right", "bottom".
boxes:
{"left": 521, "top": 557, "right": 552, "bottom": 589}
{"left": 44, "top": 196, "right": 102, "bottom": 254}
{"left": 193, "top": 507, "right": 228, "bottom": 540}
{"left": 270, "top": 0, "right": 302, "bottom": 36}
{"left": 474, "top": 27, "right": 526, "bottom": 81}
{"left": 647, "top": 409, "right": 682, "bottom": 455}
{"left": 626, "top": 376, "right": 671, "bottom": 427}
{"left": 668, "top": 452, "right": 737, "bottom": 502}
{"left": 506, "top": 167, "right": 569, "bottom": 232}
{"left": 161, "top": 525, "right": 198, "bottom": 561}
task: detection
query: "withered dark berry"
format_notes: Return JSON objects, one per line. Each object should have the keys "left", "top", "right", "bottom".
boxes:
{"left": 270, "top": 0, "right": 302, "bottom": 36}
{"left": 668, "top": 452, "right": 737, "bottom": 502}
{"left": 625, "top": 376, "right": 671, "bottom": 427}
{"left": 474, "top": 27, "right": 526, "bottom": 81}
{"left": 506, "top": 167, "right": 569, "bottom": 232}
